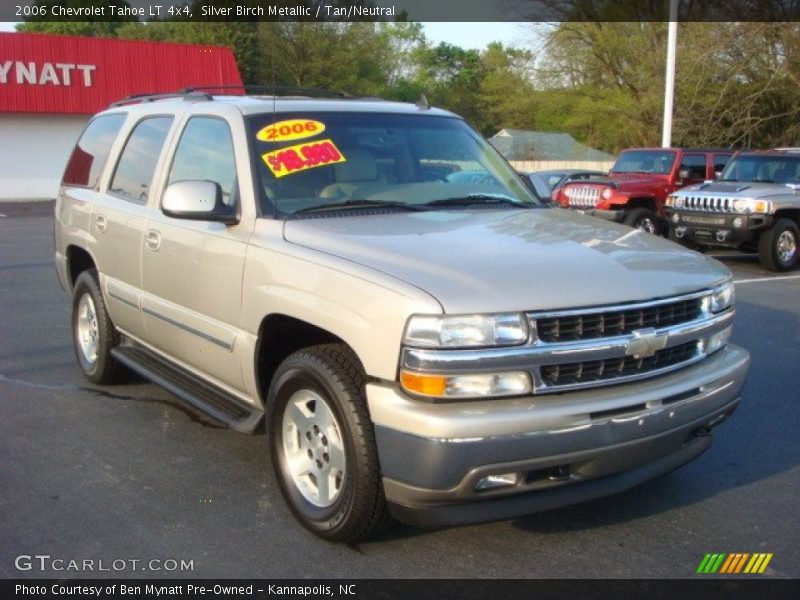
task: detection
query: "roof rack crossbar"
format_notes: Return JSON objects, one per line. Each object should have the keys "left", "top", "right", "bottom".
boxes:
{"left": 179, "top": 84, "right": 355, "bottom": 99}
{"left": 109, "top": 91, "right": 212, "bottom": 107}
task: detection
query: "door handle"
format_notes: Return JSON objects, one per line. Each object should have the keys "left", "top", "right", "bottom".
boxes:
{"left": 144, "top": 229, "right": 161, "bottom": 251}
{"left": 94, "top": 214, "right": 107, "bottom": 233}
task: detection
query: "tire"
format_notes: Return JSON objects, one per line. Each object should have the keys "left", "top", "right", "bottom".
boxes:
{"left": 758, "top": 218, "right": 799, "bottom": 272}
{"left": 71, "top": 270, "right": 130, "bottom": 384}
{"left": 266, "top": 344, "right": 392, "bottom": 542}
{"left": 624, "top": 207, "right": 660, "bottom": 234}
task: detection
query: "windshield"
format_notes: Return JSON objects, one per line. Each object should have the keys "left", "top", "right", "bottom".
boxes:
{"left": 720, "top": 155, "right": 800, "bottom": 183}
{"left": 247, "top": 112, "right": 541, "bottom": 216}
{"left": 612, "top": 150, "right": 676, "bottom": 175}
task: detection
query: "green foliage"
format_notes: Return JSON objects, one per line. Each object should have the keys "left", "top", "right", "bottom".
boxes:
{"left": 13, "top": 17, "right": 800, "bottom": 150}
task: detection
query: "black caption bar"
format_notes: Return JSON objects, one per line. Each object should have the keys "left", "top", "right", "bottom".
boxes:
{"left": 4, "top": 0, "right": 800, "bottom": 22}
{"left": 4, "top": 579, "right": 800, "bottom": 600}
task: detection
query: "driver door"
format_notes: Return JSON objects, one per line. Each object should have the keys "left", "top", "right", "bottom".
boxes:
{"left": 140, "top": 115, "right": 253, "bottom": 393}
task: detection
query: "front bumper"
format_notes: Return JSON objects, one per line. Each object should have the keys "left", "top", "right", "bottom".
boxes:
{"left": 559, "top": 205, "right": 625, "bottom": 222}
{"left": 367, "top": 344, "right": 749, "bottom": 527}
{"left": 665, "top": 209, "right": 773, "bottom": 246}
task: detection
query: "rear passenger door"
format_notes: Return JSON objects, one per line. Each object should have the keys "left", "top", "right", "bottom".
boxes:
{"left": 140, "top": 115, "right": 252, "bottom": 394}
{"left": 90, "top": 115, "right": 174, "bottom": 339}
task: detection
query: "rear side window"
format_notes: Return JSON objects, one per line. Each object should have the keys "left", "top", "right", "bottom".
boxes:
{"left": 62, "top": 114, "right": 126, "bottom": 188}
{"left": 109, "top": 116, "right": 174, "bottom": 203}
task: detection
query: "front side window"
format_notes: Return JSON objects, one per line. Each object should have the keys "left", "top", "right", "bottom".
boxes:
{"left": 713, "top": 154, "right": 732, "bottom": 174}
{"left": 109, "top": 116, "right": 173, "bottom": 203}
{"left": 247, "top": 112, "right": 540, "bottom": 216}
{"left": 721, "top": 155, "right": 800, "bottom": 183}
{"left": 612, "top": 150, "right": 676, "bottom": 175}
{"left": 62, "top": 113, "right": 126, "bottom": 188}
{"left": 167, "top": 117, "right": 238, "bottom": 206}
{"left": 679, "top": 154, "right": 707, "bottom": 179}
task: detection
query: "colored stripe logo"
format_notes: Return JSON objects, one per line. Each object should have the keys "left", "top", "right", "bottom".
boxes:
{"left": 696, "top": 553, "right": 773, "bottom": 574}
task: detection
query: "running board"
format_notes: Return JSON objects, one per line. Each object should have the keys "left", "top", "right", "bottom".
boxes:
{"left": 111, "top": 343, "right": 263, "bottom": 433}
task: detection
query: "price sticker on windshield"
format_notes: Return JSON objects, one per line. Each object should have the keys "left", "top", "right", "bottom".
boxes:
{"left": 257, "top": 119, "right": 326, "bottom": 143}
{"left": 262, "top": 139, "right": 346, "bottom": 178}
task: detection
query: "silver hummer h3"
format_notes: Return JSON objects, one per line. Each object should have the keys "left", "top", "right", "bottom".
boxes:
{"left": 666, "top": 149, "right": 800, "bottom": 271}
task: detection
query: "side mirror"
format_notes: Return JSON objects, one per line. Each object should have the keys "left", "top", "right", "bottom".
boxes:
{"left": 162, "top": 180, "right": 238, "bottom": 224}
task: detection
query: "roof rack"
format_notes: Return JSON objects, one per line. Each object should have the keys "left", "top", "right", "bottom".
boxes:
{"left": 179, "top": 84, "right": 356, "bottom": 99}
{"left": 109, "top": 85, "right": 363, "bottom": 108}
{"left": 109, "top": 91, "right": 213, "bottom": 107}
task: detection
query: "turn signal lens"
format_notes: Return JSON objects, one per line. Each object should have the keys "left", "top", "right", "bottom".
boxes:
{"left": 400, "top": 371, "right": 447, "bottom": 397}
{"left": 400, "top": 370, "right": 532, "bottom": 399}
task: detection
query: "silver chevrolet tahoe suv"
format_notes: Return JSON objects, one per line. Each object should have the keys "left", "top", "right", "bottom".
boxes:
{"left": 665, "top": 149, "right": 800, "bottom": 271}
{"left": 54, "top": 90, "right": 750, "bottom": 542}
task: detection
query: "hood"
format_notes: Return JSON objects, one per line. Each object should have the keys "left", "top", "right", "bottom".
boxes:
{"left": 564, "top": 173, "right": 669, "bottom": 193}
{"left": 283, "top": 209, "right": 730, "bottom": 314}
{"left": 677, "top": 180, "right": 796, "bottom": 199}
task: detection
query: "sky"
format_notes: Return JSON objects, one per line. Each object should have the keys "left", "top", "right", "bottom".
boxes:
{"left": 0, "top": 21, "right": 527, "bottom": 50}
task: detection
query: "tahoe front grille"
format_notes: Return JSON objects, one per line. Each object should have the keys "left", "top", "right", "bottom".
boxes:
{"left": 535, "top": 297, "right": 703, "bottom": 343}
{"left": 541, "top": 341, "right": 700, "bottom": 387}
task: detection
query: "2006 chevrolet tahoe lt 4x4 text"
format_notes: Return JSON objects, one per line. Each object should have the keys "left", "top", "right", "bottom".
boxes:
{"left": 54, "top": 89, "right": 750, "bottom": 542}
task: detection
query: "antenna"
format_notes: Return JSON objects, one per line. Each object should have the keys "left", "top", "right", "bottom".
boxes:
{"left": 416, "top": 94, "right": 430, "bottom": 110}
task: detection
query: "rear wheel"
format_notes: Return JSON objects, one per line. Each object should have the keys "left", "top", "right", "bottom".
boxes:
{"left": 267, "top": 344, "right": 391, "bottom": 542}
{"left": 71, "top": 270, "right": 129, "bottom": 384}
{"left": 624, "top": 208, "right": 660, "bottom": 234}
{"left": 758, "top": 218, "right": 799, "bottom": 271}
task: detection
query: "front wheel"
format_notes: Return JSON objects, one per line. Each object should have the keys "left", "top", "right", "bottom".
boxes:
{"left": 758, "top": 218, "right": 799, "bottom": 272}
{"left": 266, "top": 344, "right": 391, "bottom": 542}
{"left": 624, "top": 207, "right": 660, "bottom": 234}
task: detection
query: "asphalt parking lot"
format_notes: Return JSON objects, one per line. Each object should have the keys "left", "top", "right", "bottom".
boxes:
{"left": 1, "top": 201, "right": 798, "bottom": 579}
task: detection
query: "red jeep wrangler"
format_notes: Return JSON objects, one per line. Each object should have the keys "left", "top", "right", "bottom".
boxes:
{"left": 552, "top": 148, "right": 734, "bottom": 233}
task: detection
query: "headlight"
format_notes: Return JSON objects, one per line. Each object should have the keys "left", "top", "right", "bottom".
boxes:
{"left": 709, "top": 281, "right": 735, "bottom": 313}
{"left": 400, "top": 370, "right": 532, "bottom": 399}
{"left": 733, "top": 199, "right": 774, "bottom": 214}
{"left": 601, "top": 188, "right": 613, "bottom": 200}
{"left": 403, "top": 314, "right": 529, "bottom": 348}
{"left": 666, "top": 195, "right": 684, "bottom": 208}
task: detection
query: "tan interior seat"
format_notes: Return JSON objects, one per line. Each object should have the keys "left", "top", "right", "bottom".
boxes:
{"left": 319, "top": 149, "right": 382, "bottom": 199}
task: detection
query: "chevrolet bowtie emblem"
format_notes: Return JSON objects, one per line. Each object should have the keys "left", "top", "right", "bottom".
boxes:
{"left": 625, "top": 328, "right": 669, "bottom": 359}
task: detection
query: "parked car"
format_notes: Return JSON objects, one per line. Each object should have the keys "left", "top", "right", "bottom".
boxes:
{"left": 552, "top": 148, "right": 734, "bottom": 234}
{"left": 54, "top": 90, "right": 749, "bottom": 542}
{"left": 665, "top": 149, "right": 800, "bottom": 271}
{"left": 524, "top": 169, "right": 607, "bottom": 201}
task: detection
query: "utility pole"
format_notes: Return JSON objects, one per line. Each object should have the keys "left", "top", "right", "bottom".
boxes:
{"left": 661, "top": 0, "right": 679, "bottom": 148}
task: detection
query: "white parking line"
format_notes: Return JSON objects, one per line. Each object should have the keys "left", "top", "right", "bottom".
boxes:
{"left": 734, "top": 274, "right": 800, "bottom": 284}
{"left": 0, "top": 213, "right": 6, "bottom": 218}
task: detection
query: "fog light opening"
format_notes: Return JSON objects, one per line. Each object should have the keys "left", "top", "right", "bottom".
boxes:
{"left": 475, "top": 472, "right": 519, "bottom": 491}
{"left": 674, "top": 226, "right": 687, "bottom": 238}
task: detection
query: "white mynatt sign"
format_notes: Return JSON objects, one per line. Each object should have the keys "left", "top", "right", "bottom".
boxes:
{"left": 0, "top": 61, "right": 96, "bottom": 86}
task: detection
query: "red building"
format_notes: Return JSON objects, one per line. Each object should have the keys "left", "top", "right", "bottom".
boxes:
{"left": 0, "top": 31, "right": 242, "bottom": 199}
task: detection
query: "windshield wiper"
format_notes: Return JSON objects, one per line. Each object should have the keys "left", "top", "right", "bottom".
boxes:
{"left": 424, "top": 194, "right": 532, "bottom": 208}
{"left": 293, "top": 199, "right": 429, "bottom": 215}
